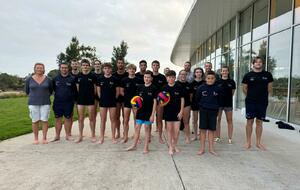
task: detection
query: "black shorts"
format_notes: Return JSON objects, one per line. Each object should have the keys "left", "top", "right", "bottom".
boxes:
{"left": 199, "top": 108, "right": 218, "bottom": 131}
{"left": 53, "top": 102, "right": 74, "bottom": 119}
{"left": 117, "top": 95, "right": 125, "bottom": 103}
{"left": 77, "top": 97, "right": 95, "bottom": 106}
{"left": 163, "top": 110, "right": 180, "bottom": 122}
{"left": 245, "top": 102, "right": 267, "bottom": 120}
{"left": 191, "top": 102, "right": 199, "bottom": 111}
{"left": 99, "top": 100, "right": 116, "bottom": 108}
{"left": 123, "top": 99, "right": 132, "bottom": 108}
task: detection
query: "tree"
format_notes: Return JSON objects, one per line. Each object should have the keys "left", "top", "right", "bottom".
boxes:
{"left": 111, "top": 41, "right": 129, "bottom": 72}
{"left": 57, "top": 37, "right": 99, "bottom": 64}
{"left": 47, "top": 69, "right": 59, "bottom": 79}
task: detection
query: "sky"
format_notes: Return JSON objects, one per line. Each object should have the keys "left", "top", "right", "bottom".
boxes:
{"left": 0, "top": 0, "right": 194, "bottom": 77}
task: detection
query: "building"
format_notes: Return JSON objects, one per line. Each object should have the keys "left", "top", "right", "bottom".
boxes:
{"left": 171, "top": 0, "right": 300, "bottom": 125}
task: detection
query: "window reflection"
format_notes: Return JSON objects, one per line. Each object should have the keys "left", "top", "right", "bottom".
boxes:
{"left": 237, "top": 45, "right": 251, "bottom": 108}
{"left": 270, "top": 0, "right": 292, "bottom": 33}
{"left": 240, "top": 6, "right": 252, "bottom": 45}
{"left": 252, "top": 0, "right": 268, "bottom": 40}
{"left": 289, "top": 26, "right": 300, "bottom": 124}
{"left": 252, "top": 38, "right": 267, "bottom": 70}
{"left": 267, "top": 30, "right": 291, "bottom": 120}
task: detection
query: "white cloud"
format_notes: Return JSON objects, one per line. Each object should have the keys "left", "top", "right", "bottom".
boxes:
{"left": 0, "top": 0, "right": 193, "bottom": 76}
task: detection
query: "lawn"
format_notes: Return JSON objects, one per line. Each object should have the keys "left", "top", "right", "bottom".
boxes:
{"left": 0, "top": 97, "right": 78, "bottom": 140}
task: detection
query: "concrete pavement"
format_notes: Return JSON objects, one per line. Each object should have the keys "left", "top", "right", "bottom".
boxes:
{"left": 0, "top": 110, "right": 300, "bottom": 190}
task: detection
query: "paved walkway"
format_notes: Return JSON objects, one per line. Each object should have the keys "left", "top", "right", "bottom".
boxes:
{"left": 0, "top": 110, "right": 300, "bottom": 190}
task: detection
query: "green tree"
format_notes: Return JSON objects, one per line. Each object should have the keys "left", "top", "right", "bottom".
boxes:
{"left": 111, "top": 41, "right": 129, "bottom": 72}
{"left": 57, "top": 37, "right": 99, "bottom": 64}
{"left": 0, "top": 73, "right": 24, "bottom": 91}
{"left": 47, "top": 69, "right": 59, "bottom": 79}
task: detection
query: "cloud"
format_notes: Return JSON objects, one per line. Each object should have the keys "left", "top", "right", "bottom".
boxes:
{"left": 0, "top": 0, "right": 193, "bottom": 76}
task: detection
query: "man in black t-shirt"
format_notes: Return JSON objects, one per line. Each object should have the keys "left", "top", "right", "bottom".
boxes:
{"left": 152, "top": 60, "right": 167, "bottom": 144}
{"left": 135, "top": 60, "right": 147, "bottom": 81}
{"left": 126, "top": 70, "right": 157, "bottom": 154}
{"left": 75, "top": 59, "right": 97, "bottom": 143}
{"left": 97, "top": 63, "right": 119, "bottom": 144}
{"left": 242, "top": 56, "right": 273, "bottom": 150}
{"left": 120, "top": 64, "right": 143, "bottom": 143}
{"left": 113, "top": 58, "right": 128, "bottom": 140}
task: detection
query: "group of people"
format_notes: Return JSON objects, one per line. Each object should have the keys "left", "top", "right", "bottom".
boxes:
{"left": 25, "top": 56, "right": 273, "bottom": 155}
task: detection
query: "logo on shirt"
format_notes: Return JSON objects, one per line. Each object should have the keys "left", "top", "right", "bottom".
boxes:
{"left": 126, "top": 83, "right": 130, "bottom": 88}
{"left": 262, "top": 77, "right": 268, "bottom": 80}
{"left": 250, "top": 77, "right": 255, "bottom": 81}
{"left": 66, "top": 82, "right": 72, "bottom": 86}
{"left": 148, "top": 92, "right": 152, "bottom": 96}
{"left": 175, "top": 92, "right": 180, "bottom": 95}
{"left": 100, "top": 82, "right": 104, "bottom": 86}
{"left": 213, "top": 91, "right": 218, "bottom": 96}
{"left": 110, "top": 82, "right": 114, "bottom": 85}
{"left": 202, "top": 91, "right": 208, "bottom": 96}
{"left": 88, "top": 78, "right": 92, "bottom": 82}
{"left": 55, "top": 81, "right": 60, "bottom": 86}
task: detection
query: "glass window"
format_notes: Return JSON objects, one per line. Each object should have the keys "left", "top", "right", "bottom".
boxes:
{"left": 270, "top": 0, "right": 293, "bottom": 33}
{"left": 206, "top": 40, "right": 210, "bottom": 61}
{"left": 252, "top": 0, "right": 268, "bottom": 40}
{"left": 229, "top": 50, "right": 236, "bottom": 79}
{"left": 211, "top": 34, "right": 216, "bottom": 58}
{"left": 223, "top": 23, "right": 230, "bottom": 53}
{"left": 237, "top": 44, "right": 251, "bottom": 108}
{"left": 216, "top": 29, "right": 222, "bottom": 56}
{"left": 215, "top": 56, "right": 222, "bottom": 74}
{"left": 267, "top": 30, "right": 291, "bottom": 120}
{"left": 230, "top": 18, "right": 236, "bottom": 50}
{"left": 251, "top": 38, "right": 267, "bottom": 70}
{"left": 240, "top": 6, "right": 252, "bottom": 45}
{"left": 296, "top": 0, "right": 300, "bottom": 24}
{"left": 289, "top": 26, "right": 300, "bottom": 124}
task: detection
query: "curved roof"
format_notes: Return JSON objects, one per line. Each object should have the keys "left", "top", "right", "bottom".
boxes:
{"left": 171, "top": 0, "right": 253, "bottom": 66}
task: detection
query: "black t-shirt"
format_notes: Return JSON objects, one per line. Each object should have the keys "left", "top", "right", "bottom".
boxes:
{"left": 216, "top": 78, "right": 236, "bottom": 107}
{"left": 176, "top": 81, "right": 192, "bottom": 107}
{"left": 162, "top": 83, "right": 184, "bottom": 117}
{"left": 196, "top": 83, "right": 221, "bottom": 110}
{"left": 135, "top": 72, "right": 144, "bottom": 82}
{"left": 93, "top": 72, "right": 103, "bottom": 80}
{"left": 53, "top": 74, "right": 77, "bottom": 103}
{"left": 76, "top": 72, "right": 97, "bottom": 105}
{"left": 121, "top": 77, "right": 144, "bottom": 103}
{"left": 113, "top": 71, "right": 129, "bottom": 87}
{"left": 70, "top": 72, "right": 80, "bottom": 101}
{"left": 136, "top": 84, "right": 158, "bottom": 121}
{"left": 242, "top": 70, "right": 273, "bottom": 105}
{"left": 190, "top": 80, "right": 205, "bottom": 104}
{"left": 96, "top": 75, "right": 119, "bottom": 105}
{"left": 153, "top": 73, "right": 167, "bottom": 91}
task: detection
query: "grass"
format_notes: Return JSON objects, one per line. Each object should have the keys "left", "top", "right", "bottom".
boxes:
{"left": 0, "top": 97, "right": 78, "bottom": 141}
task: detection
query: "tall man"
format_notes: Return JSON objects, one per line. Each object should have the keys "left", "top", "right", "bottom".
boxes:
{"left": 183, "top": 61, "right": 194, "bottom": 83}
{"left": 242, "top": 56, "right": 273, "bottom": 150}
{"left": 135, "top": 60, "right": 147, "bottom": 80}
{"left": 113, "top": 58, "right": 128, "bottom": 139}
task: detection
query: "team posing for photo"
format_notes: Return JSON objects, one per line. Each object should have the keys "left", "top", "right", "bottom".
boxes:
{"left": 25, "top": 56, "right": 273, "bottom": 155}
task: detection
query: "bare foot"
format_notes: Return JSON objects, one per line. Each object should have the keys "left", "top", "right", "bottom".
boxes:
{"left": 256, "top": 143, "right": 267, "bottom": 150}
{"left": 51, "top": 137, "right": 60, "bottom": 142}
{"left": 112, "top": 139, "right": 118, "bottom": 144}
{"left": 42, "top": 140, "right": 48, "bottom": 144}
{"left": 174, "top": 147, "right": 180, "bottom": 153}
{"left": 126, "top": 145, "right": 137, "bottom": 151}
{"left": 75, "top": 137, "right": 83, "bottom": 143}
{"left": 91, "top": 137, "right": 97, "bottom": 143}
{"left": 33, "top": 140, "right": 39, "bottom": 145}
{"left": 115, "top": 133, "right": 120, "bottom": 139}
{"left": 143, "top": 149, "right": 149, "bottom": 154}
{"left": 159, "top": 138, "right": 165, "bottom": 144}
{"left": 96, "top": 139, "right": 104, "bottom": 144}
{"left": 197, "top": 150, "right": 205, "bottom": 155}
{"left": 191, "top": 137, "right": 197, "bottom": 141}
{"left": 185, "top": 138, "right": 191, "bottom": 144}
{"left": 65, "top": 136, "right": 74, "bottom": 141}
{"left": 138, "top": 139, "right": 142, "bottom": 144}
{"left": 245, "top": 143, "right": 251, "bottom": 150}
{"left": 122, "top": 138, "right": 128, "bottom": 144}
{"left": 209, "top": 150, "right": 218, "bottom": 156}
{"left": 168, "top": 149, "right": 174, "bottom": 155}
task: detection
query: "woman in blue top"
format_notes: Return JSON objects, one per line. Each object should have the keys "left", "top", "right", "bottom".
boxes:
{"left": 25, "top": 63, "right": 53, "bottom": 144}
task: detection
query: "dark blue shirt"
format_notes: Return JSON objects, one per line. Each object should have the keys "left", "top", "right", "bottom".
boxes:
{"left": 53, "top": 74, "right": 76, "bottom": 103}
{"left": 196, "top": 83, "right": 220, "bottom": 110}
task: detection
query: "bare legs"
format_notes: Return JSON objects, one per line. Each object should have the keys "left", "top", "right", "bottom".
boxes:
{"left": 75, "top": 105, "right": 95, "bottom": 143}
{"left": 156, "top": 106, "right": 165, "bottom": 144}
{"left": 191, "top": 111, "right": 199, "bottom": 141}
{"left": 115, "top": 102, "right": 124, "bottom": 139}
{"left": 98, "top": 107, "right": 117, "bottom": 144}
{"left": 53, "top": 117, "right": 72, "bottom": 141}
{"left": 183, "top": 106, "right": 191, "bottom": 144}
{"left": 32, "top": 121, "right": 48, "bottom": 144}
{"left": 126, "top": 124, "right": 151, "bottom": 154}
{"left": 198, "top": 130, "right": 216, "bottom": 156}
{"left": 245, "top": 118, "right": 265, "bottom": 150}
{"left": 216, "top": 110, "right": 233, "bottom": 143}
{"left": 166, "top": 121, "right": 180, "bottom": 155}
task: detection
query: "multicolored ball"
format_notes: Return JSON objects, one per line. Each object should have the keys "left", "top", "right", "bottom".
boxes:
{"left": 157, "top": 91, "right": 170, "bottom": 106}
{"left": 131, "top": 96, "right": 143, "bottom": 109}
